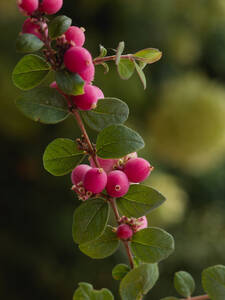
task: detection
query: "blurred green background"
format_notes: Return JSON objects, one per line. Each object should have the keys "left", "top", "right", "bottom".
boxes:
{"left": 1, "top": 0, "right": 225, "bottom": 299}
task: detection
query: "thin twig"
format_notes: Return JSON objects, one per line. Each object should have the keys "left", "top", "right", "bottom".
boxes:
{"left": 93, "top": 54, "right": 133, "bottom": 65}
{"left": 181, "top": 295, "right": 210, "bottom": 300}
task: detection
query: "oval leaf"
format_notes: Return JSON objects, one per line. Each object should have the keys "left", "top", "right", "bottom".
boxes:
{"left": 133, "top": 48, "right": 162, "bottom": 64}
{"left": 12, "top": 54, "right": 50, "bottom": 90}
{"left": 72, "top": 199, "right": 110, "bottom": 244}
{"left": 56, "top": 70, "right": 85, "bottom": 96}
{"left": 16, "top": 34, "right": 44, "bottom": 53}
{"left": 49, "top": 15, "right": 72, "bottom": 39}
{"left": 81, "top": 98, "right": 129, "bottom": 132}
{"left": 202, "top": 265, "right": 225, "bottom": 300}
{"left": 117, "top": 59, "right": 135, "bottom": 80}
{"left": 174, "top": 271, "right": 195, "bottom": 298}
{"left": 15, "top": 87, "right": 69, "bottom": 124}
{"left": 116, "top": 41, "right": 125, "bottom": 65}
{"left": 43, "top": 138, "right": 85, "bottom": 176}
{"left": 79, "top": 226, "right": 119, "bottom": 259}
{"left": 73, "top": 282, "right": 114, "bottom": 300}
{"left": 120, "top": 263, "right": 159, "bottom": 300}
{"left": 96, "top": 124, "right": 145, "bottom": 159}
{"left": 134, "top": 60, "right": 146, "bottom": 89}
{"left": 131, "top": 227, "right": 175, "bottom": 263}
{"left": 117, "top": 184, "right": 166, "bottom": 218}
{"left": 112, "top": 264, "right": 130, "bottom": 281}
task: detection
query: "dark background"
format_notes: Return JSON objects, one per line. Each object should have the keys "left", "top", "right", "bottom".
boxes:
{"left": 1, "top": 0, "right": 225, "bottom": 299}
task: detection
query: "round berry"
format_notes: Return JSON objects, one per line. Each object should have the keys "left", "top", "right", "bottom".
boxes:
{"left": 136, "top": 216, "right": 148, "bottom": 231}
{"left": 71, "top": 164, "right": 91, "bottom": 185}
{"left": 92, "top": 86, "right": 104, "bottom": 99}
{"left": 83, "top": 168, "right": 107, "bottom": 194}
{"left": 117, "top": 224, "right": 133, "bottom": 240}
{"left": 71, "top": 84, "right": 98, "bottom": 111}
{"left": 17, "top": 0, "right": 38, "bottom": 15}
{"left": 64, "top": 46, "right": 93, "bottom": 74}
{"left": 65, "top": 26, "right": 85, "bottom": 47}
{"left": 40, "top": 0, "right": 63, "bottom": 15}
{"left": 106, "top": 170, "right": 129, "bottom": 198}
{"left": 22, "top": 18, "right": 42, "bottom": 40}
{"left": 89, "top": 156, "right": 117, "bottom": 173}
{"left": 78, "top": 62, "right": 95, "bottom": 83}
{"left": 123, "top": 158, "right": 151, "bottom": 183}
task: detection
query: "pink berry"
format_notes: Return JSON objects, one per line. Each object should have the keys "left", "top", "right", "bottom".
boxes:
{"left": 17, "top": 0, "right": 38, "bottom": 15}
{"left": 123, "top": 158, "right": 152, "bottom": 183}
{"left": 71, "top": 164, "right": 91, "bottom": 185}
{"left": 40, "top": 0, "right": 63, "bottom": 15}
{"left": 136, "top": 216, "right": 148, "bottom": 231}
{"left": 78, "top": 62, "right": 95, "bottom": 83}
{"left": 89, "top": 156, "right": 117, "bottom": 173}
{"left": 71, "top": 84, "right": 99, "bottom": 111}
{"left": 106, "top": 170, "right": 129, "bottom": 198}
{"left": 22, "top": 18, "right": 42, "bottom": 40}
{"left": 92, "top": 86, "right": 104, "bottom": 99}
{"left": 83, "top": 168, "right": 107, "bottom": 194}
{"left": 64, "top": 46, "right": 93, "bottom": 74}
{"left": 65, "top": 26, "right": 85, "bottom": 47}
{"left": 117, "top": 224, "right": 133, "bottom": 240}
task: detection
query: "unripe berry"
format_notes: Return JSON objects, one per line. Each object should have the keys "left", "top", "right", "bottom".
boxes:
{"left": 71, "top": 84, "right": 99, "bottom": 111}
{"left": 65, "top": 26, "right": 85, "bottom": 47}
{"left": 22, "top": 18, "right": 42, "bottom": 40}
{"left": 71, "top": 164, "right": 91, "bottom": 185}
{"left": 64, "top": 46, "right": 93, "bottom": 74}
{"left": 89, "top": 156, "right": 117, "bottom": 173}
{"left": 106, "top": 170, "right": 129, "bottom": 198}
{"left": 78, "top": 62, "right": 95, "bottom": 83}
{"left": 17, "top": 0, "right": 38, "bottom": 15}
{"left": 40, "top": 0, "right": 63, "bottom": 15}
{"left": 83, "top": 168, "right": 107, "bottom": 194}
{"left": 123, "top": 158, "right": 152, "bottom": 183}
{"left": 136, "top": 216, "right": 148, "bottom": 231}
{"left": 117, "top": 224, "right": 133, "bottom": 240}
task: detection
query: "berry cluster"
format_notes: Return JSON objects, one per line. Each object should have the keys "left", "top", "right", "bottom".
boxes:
{"left": 116, "top": 216, "right": 148, "bottom": 240}
{"left": 18, "top": 0, "right": 104, "bottom": 111}
{"left": 71, "top": 153, "right": 153, "bottom": 200}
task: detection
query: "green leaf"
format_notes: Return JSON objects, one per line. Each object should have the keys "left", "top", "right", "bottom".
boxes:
{"left": 202, "top": 265, "right": 225, "bottom": 300}
{"left": 96, "top": 124, "right": 145, "bottom": 159}
{"left": 15, "top": 87, "right": 69, "bottom": 124}
{"left": 99, "top": 45, "right": 107, "bottom": 58}
{"left": 73, "top": 282, "right": 114, "bottom": 300}
{"left": 81, "top": 98, "right": 129, "bottom": 132}
{"left": 117, "top": 184, "right": 166, "bottom": 218}
{"left": 56, "top": 70, "right": 85, "bottom": 96}
{"left": 134, "top": 60, "right": 146, "bottom": 90}
{"left": 131, "top": 227, "right": 175, "bottom": 263}
{"left": 117, "top": 59, "right": 135, "bottom": 80}
{"left": 12, "top": 54, "right": 50, "bottom": 90}
{"left": 133, "top": 48, "right": 162, "bottom": 64}
{"left": 160, "top": 297, "right": 179, "bottom": 300}
{"left": 43, "top": 138, "right": 85, "bottom": 176}
{"left": 112, "top": 264, "right": 130, "bottom": 281}
{"left": 49, "top": 15, "right": 72, "bottom": 39}
{"left": 72, "top": 199, "right": 110, "bottom": 244}
{"left": 116, "top": 41, "right": 125, "bottom": 65}
{"left": 120, "top": 263, "right": 159, "bottom": 300}
{"left": 79, "top": 226, "right": 119, "bottom": 259}
{"left": 174, "top": 271, "right": 195, "bottom": 298}
{"left": 16, "top": 34, "right": 44, "bottom": 53}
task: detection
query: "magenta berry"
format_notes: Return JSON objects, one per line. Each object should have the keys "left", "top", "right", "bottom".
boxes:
{"left": 17, "top": 0, "right": 38, "bottom": 15}
{"left": 65, "top": 26, "right": 85, "bottom": 47}
{"left": 71, "top": 84, "right": 99, "bottom": 111}
{"left": 78, "top": 62, "right": 95, "bottom": 83}
{"left": 92, "top": 86, "right": 104, "bottom": 99}
{"left": 89, "top": 156, "right": 117, "bottom": 173}
{"left": 40, "top": 0, "right": 63, "bottom": 15}
{"left": 117, "top": 224, "right": 133, "bottom": 240}
{"left": 83, "top": 168, "right": 107, "bottom": 194}
{"left": 123, "top": 157, "right": 152, "bottom": 183}
{"left": 64, "top": 46, "right": 93, "bottom": 74}
{"left": 71, "top": 164, "right": 91, "bottom": 185}
{"left": 106, "top": 170, "right": 129, "bottom": 198}
{"left": 22, "top": 18, "right": 42, "bottom": 40}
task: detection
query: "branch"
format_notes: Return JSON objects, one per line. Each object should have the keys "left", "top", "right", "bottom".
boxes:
{"left": 93, "top": 54, "right": 133, "bottom": 65}
{"left": 181, "top": 295, "right": 210, "bottom": 300}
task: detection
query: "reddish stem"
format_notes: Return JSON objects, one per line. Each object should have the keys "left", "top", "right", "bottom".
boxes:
{"left": 181, "top": 295, "right": 209, "bottom": 300}
{"left": 93, "top": 54, "right": 133, "bottom": 65}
